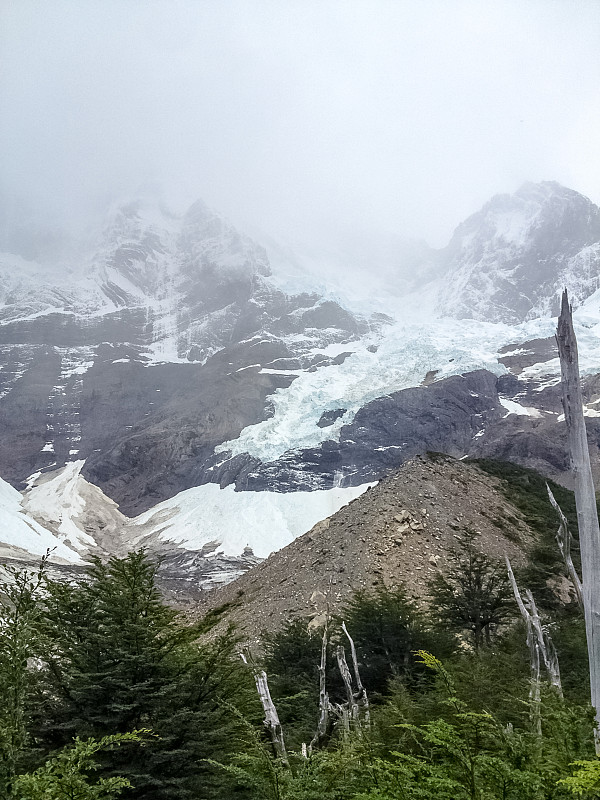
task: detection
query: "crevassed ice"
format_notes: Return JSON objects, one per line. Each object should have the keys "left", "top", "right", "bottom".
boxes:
{"left": 216, "top": 311, "right": 600, "bottom": 463}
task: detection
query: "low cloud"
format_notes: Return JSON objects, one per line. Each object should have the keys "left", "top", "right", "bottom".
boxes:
{"left": 1, "top": 0, "right": 599, "bottom": 253}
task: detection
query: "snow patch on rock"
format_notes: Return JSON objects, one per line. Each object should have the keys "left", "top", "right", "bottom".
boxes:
{"left": 133, "top": 481, "right": 373, "bottom": 558}
{"left": 0, "top": 475, "right": 82, "bottom": 562}
{"left": 499, "top": 398, "right": 543, "bottom": 418}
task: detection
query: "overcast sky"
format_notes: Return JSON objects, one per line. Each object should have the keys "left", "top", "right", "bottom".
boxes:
{"left": 1, "top": 0, "right": 599, "bottom": 249}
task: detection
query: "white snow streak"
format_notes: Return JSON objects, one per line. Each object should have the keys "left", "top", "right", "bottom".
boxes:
{"left": 499, "top": 398, "right": 543, "bottom": 418}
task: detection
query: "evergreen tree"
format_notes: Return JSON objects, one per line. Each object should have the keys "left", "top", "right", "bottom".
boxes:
{"left": 14, "top": 732, "right": 145, "bottom": 800}
{"left": 341, "top": 585, "right": 449, "bottom": 695}
{"left": 0, "top": 555, "right": 47, "bottom": 798}
{"left": 34, "top": 550, "right": 255, "bottom": 800}
{"left": 428, "top": 530, "right": 513, "bottom": 651}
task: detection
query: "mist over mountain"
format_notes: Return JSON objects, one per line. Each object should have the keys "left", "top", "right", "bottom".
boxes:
{"left": 437, "top": 182, "right": 600, "bottom": 322}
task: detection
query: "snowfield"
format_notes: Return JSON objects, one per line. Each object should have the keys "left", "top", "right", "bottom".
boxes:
{"left": 132, "top": 481, "right": 373, "bottom": 559}
{"left": 2, "top": 463, "right": 371, "bottom": 564}
{"left": 0, "top": 475, "right": 83, "bottom": 562}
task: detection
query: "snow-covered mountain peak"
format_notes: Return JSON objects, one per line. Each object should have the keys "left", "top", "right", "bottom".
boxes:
{"left": 179, "top": 200, "right": 271, "bottom": 279}
{"left": 437, "top": 182, "right": 600, "bottom": 323}
{"left": 100, "top": 195, "right": 179, "bottom": 237}
{"left": 87, "top": 198, "right": 182, "bottom": 306}
{"left": 0, "top": 189, "right": 373, "bottom": 501}
{"left": 84, "top": 195, "right": 272, "bottom": 309}
{"left": 450, "top": 181, "right": 599, "bottom": 252}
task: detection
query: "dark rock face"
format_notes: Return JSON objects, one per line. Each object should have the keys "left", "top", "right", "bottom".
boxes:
{"left": 317, "top": 408, "right": 347, "bottom": 428}
{"left": 0, "top": 198, "right": 369, "bottom": 513}
{"left": 79, "top": 356, "right": 296, "bottom": 514}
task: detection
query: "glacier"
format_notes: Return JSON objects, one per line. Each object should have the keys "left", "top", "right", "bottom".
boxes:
{"left": 215, "top": 304, "right": 600, "bottom": 464}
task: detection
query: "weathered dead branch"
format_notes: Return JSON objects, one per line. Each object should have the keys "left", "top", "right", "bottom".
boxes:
{"left": 546, "top": 482, "right": 584, "bottom": 607}
{"left": 309, "top": 621, "right": 331, "bottom": 753}
{"left": 505, "top": 558, "right": 562, "bottom": 695}
{"left": 524, "top": 588, "right": 563, "bottom": 698}
{"left": 556, "top": 288, "right": 600, "bottom": 749}
{"left": 506, "top": 556, "right": 543, "bottom": 737}
{"left": 241, "top": 649, "right": 288, "bottom": 765}
{"left": 342, "top": 621, "right": 370, "bottom": 725}
{"left": 336, "top": 645, "right": 359, "bottom": 732}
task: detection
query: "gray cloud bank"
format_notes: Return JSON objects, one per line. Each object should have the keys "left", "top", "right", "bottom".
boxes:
{"left": 1, "top": 0, "right": 599, "bottom": 252}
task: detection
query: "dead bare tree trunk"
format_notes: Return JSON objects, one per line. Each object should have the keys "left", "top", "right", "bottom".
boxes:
{"left": 546, "top": 482, "right": 584, "bottom": 607}
{"left": 506, "top": 557, "right": 563, "bottom": 694}
{"left": 336, "top": 645, "right": 360, "bottom": 730}
{"left": 241, "top": 650, "right": 289, "bottom": 766}
{"left": 254, "top": 670, "right": 289, "bottom": 765}
{"left": 529, "top": 638, "right": 542, "bottom": 743}
{"left": 341, "top": 621, "right": 370, "bottom": 726}
{"left": 309, "top": 622, "right": 331, "bottom": 753}
{"left": 556, "top": 289, "right": 600, "bottom": 750}
{"left": 506, "top": 557, "right": 543, "bottom": 738}
{"left": 524, "top": 588, "right": 563, "bottom": 698}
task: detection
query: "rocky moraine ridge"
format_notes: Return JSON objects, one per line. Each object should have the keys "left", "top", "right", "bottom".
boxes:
{"left": 195, "top": 456, "right": 541, "bottom": 644}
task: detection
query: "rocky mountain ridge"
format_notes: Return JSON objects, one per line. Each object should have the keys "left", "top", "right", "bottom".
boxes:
{"left": 0, "top": 197, "right": 372, "bottom": 512}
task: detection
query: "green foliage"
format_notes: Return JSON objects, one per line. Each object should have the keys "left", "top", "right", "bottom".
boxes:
{"left": 0, "top": 554, "right": 48, "bottom": 798}
{"left": 559, "top": 758, "right": 600, "bottom": 797}
{"left": 263, "top": 619, "right": 323, "bottom": 689}
{"left": 428, "top": 530, "right": 514, "bottom": 651}
{"left": 212, "top": 724, "right": 379, "bottom": 800}
{"left": 473, "top": 460, "right": 579, "bottom": 541}
{"left": 14, "top": 733, "right": 145, "bottom": 800}
{"left": 340, "top": 585, "right": 452, "bottom": 695}
{"left": 473, "top": 459, "right": 585, "bottom": 610}
{"left": 38, "top": 552, "right": 182, "bottom": 736}
{"left": 553, "top": 616, "right": 591, "bottom": 703}
{"left": 351, "top": 651, "right": 591, "bottom": 800}
{"left": 261, "top": 586, "right": 453, "bottom": 753}
{"left": 446, "top": 637, "right": 531, "bottom": 730}
{"left": 33, "top": 550, "right": 257, "bottom": 799}
{"left": 0, "top": 531, "right": 595, "bottom": 800}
